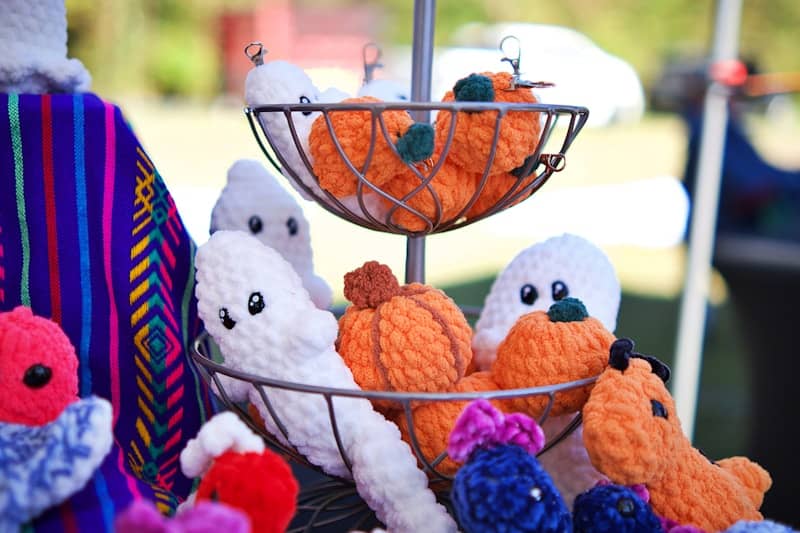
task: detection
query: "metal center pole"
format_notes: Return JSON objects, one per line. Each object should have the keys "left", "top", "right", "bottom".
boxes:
{"left": 672, "top": 0, "right": 742, "bottom": 440}
{"left": 405, "top": 0, "right": 436, "bottom": 284}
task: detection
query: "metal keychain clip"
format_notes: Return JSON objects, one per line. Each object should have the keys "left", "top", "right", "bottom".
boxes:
{"left": 245, "top": 41, "right": 267, "bottom": 67}
{"left": 499, "top": 35, "right": 555, "bottom": 90}
{"left": 362, "top": 42, "right": 384, "bottom": 84}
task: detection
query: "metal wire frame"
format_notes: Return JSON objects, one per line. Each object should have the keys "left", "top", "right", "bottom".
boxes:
{"left": 245, "top": 100, "right": 589, "bottom": 236}
{"left": 191, "top": 331, "right": 596, "bottom": 528}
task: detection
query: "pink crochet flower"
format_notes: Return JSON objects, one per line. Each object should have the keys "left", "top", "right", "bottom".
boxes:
{"left": 447, "top": 399, "right": 545, "bottom": 463}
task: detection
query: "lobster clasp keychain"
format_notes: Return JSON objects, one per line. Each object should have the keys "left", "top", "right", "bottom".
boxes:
{"left": 499, "top": 35, "right": 555, "bottom": 90}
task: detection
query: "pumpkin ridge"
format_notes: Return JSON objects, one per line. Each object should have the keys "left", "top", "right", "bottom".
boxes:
{"left": 371, "top": 302, "right": 393, "bottom": 391}
{"left": 407, "top": 294, "right": 466, "bottom": 378}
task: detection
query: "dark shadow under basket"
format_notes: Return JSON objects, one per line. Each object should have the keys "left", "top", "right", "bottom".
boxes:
{"left": 246, "top": 100, "right": 589, "bottom": 236}
{"left": 191, "top": 332, "right": 596, "bottom": 532}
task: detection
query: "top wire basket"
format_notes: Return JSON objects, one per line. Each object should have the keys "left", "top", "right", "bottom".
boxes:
{"left": 245, "top": 99, "right": 589, "bottom": 236}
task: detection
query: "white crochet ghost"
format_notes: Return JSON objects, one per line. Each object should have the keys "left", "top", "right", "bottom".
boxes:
{"left": 473, "top": 233, "right": 621, "bottom": 509}
{"left": 210, "top": 159, "right": 332, "bottom": 309}
{"left": 245, "top": 59, "right": 385, "bottom": 219}
{"left": 194, "top": 231, "right": 456, "bottom": 533}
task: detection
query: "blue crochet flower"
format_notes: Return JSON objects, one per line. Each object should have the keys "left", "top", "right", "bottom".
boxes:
{"left": 452, "top": 444, "right": 571, "bottom": 533}
{"left": 573, "top": 484, "right": 662, "bottom": 533}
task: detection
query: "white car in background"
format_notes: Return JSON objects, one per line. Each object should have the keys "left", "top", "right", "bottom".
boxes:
{"left": 384, "top": 23, "right": 645, "bottom": 127}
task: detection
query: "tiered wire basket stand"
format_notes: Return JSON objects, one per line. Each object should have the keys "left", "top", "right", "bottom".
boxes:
{"left": 190, "top": 1, "right": 593, "bottom": 530}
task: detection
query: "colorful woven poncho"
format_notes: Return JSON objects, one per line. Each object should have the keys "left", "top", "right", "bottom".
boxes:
{"left": 0, "top": 92, "right": 213, "bottom": 530}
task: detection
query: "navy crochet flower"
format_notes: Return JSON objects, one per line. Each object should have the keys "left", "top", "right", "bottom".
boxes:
{"left": 573, "top": 484, "right": 662, "bottom": 533}
{"left": 452, "top": 444, "right": 571, "bottom": 533}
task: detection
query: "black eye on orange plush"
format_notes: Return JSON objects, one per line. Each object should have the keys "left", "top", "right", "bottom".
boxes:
{"left": 651, "top": 399, "right": 668, "bottom": 419}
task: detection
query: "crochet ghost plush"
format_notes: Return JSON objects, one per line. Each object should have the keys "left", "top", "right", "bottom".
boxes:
{"left": 194, "top": 231, "right": 456, "bottom": 533}
{"left": 210, "top": 159, "right": 332, "bottom": 309}
{"left": 473, "top": 234, "right": 621, "bottom": 508}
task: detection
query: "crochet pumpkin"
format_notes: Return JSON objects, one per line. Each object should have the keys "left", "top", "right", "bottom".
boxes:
{"left": 336, "top": 261, "right": 473, "bottom": 414}
{"left": 436, "top": 72, "right": 542, "bottom": 219}
{"left": 381, "top": 157, "right": 478, "bottom": 232}
{"left": 582, "top": 339, "right": 772, "bottom": 531}
{"left": 308, "top": 96, "right": 433, "bottom": 199}
{"left": 396, "top": 297, "right": 615, "bottom": 476}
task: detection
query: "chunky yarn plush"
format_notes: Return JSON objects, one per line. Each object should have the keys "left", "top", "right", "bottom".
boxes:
{"left": 572, "top": 484, "right": 663, "bottom": 533}
{"left": 724, "top": 520, "right": 799, "bottom": 533}
{"left": 195, "top": 450, "right": 298, "bottom": 533}
{"left": 453, "top": 444, "right": 571, "bottom": 532}
{"left": 309, "top": 96, "right": 424, "bottom": 198}
{"left": 337, "top": 261, "right": 472, "bottom": 414}
{"left": 0, "top": 0, "right": 91, "bottom": 93}
{"left": 0, "top": 306, "right": 79, "bottom": 425}
{"left": 492, "top": 298, "right": 616, "bottom": 417}
{"left": 180, "top": 412, "right": 265, "bottom": 479}
{"left": 116, "top": 500, "right": 250, "bottom": 533}
{"left": 437, "top": 72, "right": 540, "bottom": 176}
{"left": 474, "top": 234, "right": 621, "bottom": 371}
{"left": 195, "top": 232, "right": 456, "bottom": 533}
{"left": 583, "top": 342, "right": 772, "bottom": 531}
{"left": 210, "top": 159, "right": 332, "bottom": 309}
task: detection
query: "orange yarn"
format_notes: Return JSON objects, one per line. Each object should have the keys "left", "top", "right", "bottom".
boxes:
{"left": 381, "top": 159, "right": 478, "bottom": 231}
{"left": 466, "top": 167, "right": 538, "bottom": 220}
{"left": 583, "top": 357, "right": 771, "bottom": 531}
{"left": 337, "top": 261, "right": 473, "bottom": 414}
{"left": 309, "top": 96, "right": 414, "bottom": 198}
{"left": 394, "top": 371, "right": 499, "bottom": 476}
{"left": 398, "top": 305, "right": 614, "bottom": 476}
{"left": 436, "top": 72, "right": 541, "bottom": 176}
{"left": 491, "top": 311, "right": 614, "bottom": 418}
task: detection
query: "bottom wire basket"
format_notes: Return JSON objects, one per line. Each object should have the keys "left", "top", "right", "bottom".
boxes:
{"left": 191, "top": 332, "right": 596, "bottom": 532}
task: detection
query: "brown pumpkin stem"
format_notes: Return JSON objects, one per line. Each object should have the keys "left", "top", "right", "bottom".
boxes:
{"left": 344, "top": 261, "right": 400, "bottom": 309}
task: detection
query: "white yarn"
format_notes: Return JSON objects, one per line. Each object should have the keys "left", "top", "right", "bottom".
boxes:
{"left": 0, "top": 0, "right": 91, "bottom": 93}
{"left": 195, "top": 231, "right": 456, "bottom": 533}
{"left": 210, "top": 159, "right": 332, "bottom": 309}
{"left": 180, "top": 412, "right": 265, "bottom": 479}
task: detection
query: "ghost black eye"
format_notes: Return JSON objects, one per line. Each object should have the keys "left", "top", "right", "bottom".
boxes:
{"left": 248, "top": 215, "right": 263, "bottom": 234}
{"left": 219, "top": 308, "right": 236, "bottom": 330}
{"left": 299, "top": 95, "right": 312, "bottom": 116}
{"left": 520, "top": 284, "right": 538, "bottom": 306}
{"left": 551, "top": 280, "right": 569, "bottom": 301}
{"left": 616, "top": 497, "right": 635, "bottom": 517}
{"left": 248, "top": 292, "right": 266, "bottom": 315}
{"left": 286, "top": 217, "right": 298, "bottom": 236}
{"left": 23, "top": 364, "right": 52, "bottom": 388}
{"left": 651, "top": 399, "right": 668, "bottom": 419}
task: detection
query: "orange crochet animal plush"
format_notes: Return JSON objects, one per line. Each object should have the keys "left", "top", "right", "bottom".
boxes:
{"left": 308, "top": 96, "right": 433, "bottom": 199}
{"left": 396, "top": 297, "right": 615, "bottom": 476}
{"left": 336, "top": 261, "right": 473, "bottom": 415}
{"left": 582, "top": 339, "right": 772, "bottom": 531}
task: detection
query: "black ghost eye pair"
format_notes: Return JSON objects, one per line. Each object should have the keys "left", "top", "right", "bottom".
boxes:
{"left": 519, "top": 280, "right": 569, "bottom": 306}
{"left": 218, "top": 292, "right": 266, "bottom": 330}
{"left": 247, "top": 216, "right": 298, "bottom": 237}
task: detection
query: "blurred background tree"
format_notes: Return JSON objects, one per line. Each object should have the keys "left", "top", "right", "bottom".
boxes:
{"left": 65, "top": 0, "right": 800, "bottom": 100}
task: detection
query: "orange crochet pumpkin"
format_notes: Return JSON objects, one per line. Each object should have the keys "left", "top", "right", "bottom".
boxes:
{"left": 381, "top": 157, "right": 478, "bottom": 232}
{"left": 397, "top": 297, "right": 614, "bottom": 477}
{"left": 466, "top": 163, "right": 539, "bottom": 220}
{"left": 309, "top": 96, "right": 418, "bottom": 198}
{"left": 436, "top": 72, "right": 541, "bottom": 177}
{"left": 394, "top": 371, "right": 499, "bottom": 476}
{"left": 583, "top": 340, "right": 771, "bottom": 531}
{"left": 336, "top": 261, "right": 473, "bottom": 414}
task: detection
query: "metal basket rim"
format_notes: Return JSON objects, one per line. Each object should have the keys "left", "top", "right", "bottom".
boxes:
{"left": 191, "top": 331, "right": 599, "bottom": 401}
{"left": 246, "top": 100, "right": 591, "bottom": 114}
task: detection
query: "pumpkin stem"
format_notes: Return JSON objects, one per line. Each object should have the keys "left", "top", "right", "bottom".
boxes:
{"left": 344, "top": 261, "right": 401, "bottom": 309}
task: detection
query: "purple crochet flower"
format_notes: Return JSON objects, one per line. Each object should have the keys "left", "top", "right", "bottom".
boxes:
{"left": 447, "top": 399, "right": 545, "bottom": 463}
{"left": 115, "top": 499, "right": 250, "bottom": 533}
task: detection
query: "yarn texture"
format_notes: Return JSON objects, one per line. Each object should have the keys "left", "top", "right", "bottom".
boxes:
{"left": 116, "top": 500, "right": 250, "bottom": 533}
{"left": 572, "top": 484, "right": 663, "bottom": 533}
{"left": 583, "top": 348, "right": 772, "bottom": 531}
{"left": 337, "top": 261, "right": 472, "bottom": 414}
{"left": 195, "top": 231, "right": 456, "bottom": 533}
